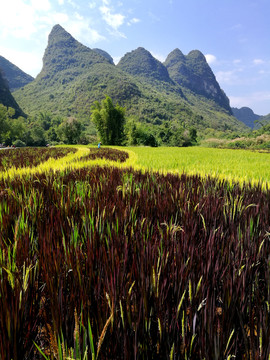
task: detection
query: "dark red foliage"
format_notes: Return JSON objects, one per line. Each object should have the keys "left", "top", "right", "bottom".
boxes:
{"left": 0, "top": 157, "right": 270, "bottom": 359}
{"left": 0, "top": 147, "right": 77, "bottom": 170}
{"left": 80, "top": 147, "right": 129, "bottom": 163}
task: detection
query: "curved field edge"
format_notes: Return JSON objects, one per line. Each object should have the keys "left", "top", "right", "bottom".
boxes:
{"left": 0, "top": 145, "right": 269, "bottom": 189}
{"left": 0, "top": 147, "right": 77, "bottom": 171}
{"left": 0, "top": 146, "right": 137, "bottom": 180}
{"left": 0, "top": 146, "right": 90, "bottom": 180}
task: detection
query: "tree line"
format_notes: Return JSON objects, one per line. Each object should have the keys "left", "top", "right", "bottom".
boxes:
{"left": 0, "top": 96, "right": 199, "bottom": 147}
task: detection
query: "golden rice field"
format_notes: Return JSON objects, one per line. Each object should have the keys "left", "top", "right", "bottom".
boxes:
{"left": 127, "top": 146, "right": 270, "bottom": 188}
{"left": 1, "top": 145, "right": 269, "bottom": 188}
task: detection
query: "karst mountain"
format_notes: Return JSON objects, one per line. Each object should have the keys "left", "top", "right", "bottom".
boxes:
{"left": 2, "top": 24, "right": 252, "bottom": 133}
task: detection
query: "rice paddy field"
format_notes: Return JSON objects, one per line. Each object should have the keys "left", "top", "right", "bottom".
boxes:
{"left": 0, "top": 146, "right": 270, "bottom": 359}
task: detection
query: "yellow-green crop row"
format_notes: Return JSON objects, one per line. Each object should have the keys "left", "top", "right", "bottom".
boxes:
{"left": 0, "top": 145, "right": 269, "bottom": 189}
{"left": 127, "top": 146, "right": 270, "bottom": 188}
{"left": 0, "top": 146, "right": 89, "bottom": 180}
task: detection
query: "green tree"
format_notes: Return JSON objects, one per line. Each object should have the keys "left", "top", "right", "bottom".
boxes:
{"left": 0, "top": 105, "right": 26, "bottom": 145}
{"left": 91, "top": 96, "right": 125, "bottom": 145}
{"left": 189, "top": 127, "right": 198, "bottom": 143}
{"left": 57, "top": 117, "right": 82, "bottom": 144}
{"left": 30, "top": 124, "right": 47, "bottom": 146}
{"left": 0, "top": 104, "right": 9, "bottom": 143}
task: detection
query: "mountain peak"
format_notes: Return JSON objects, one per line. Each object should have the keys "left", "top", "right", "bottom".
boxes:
{"left": 117, "top": 47, "right": 172, "bottom": 83}
{"left": 164, "top": 48, "right": 231, "bottom": 113}
{"left": 38, "top": 24, "right": 111, "bottom": 79}
{"left": 187, "top": 50, "right": 206, "bottom": 61}
{"left": 48, "top": 24, "right": 77, "bottom": 46}
{"left": 51, "top": 24, "right": 66, "bottom": 32}
{"left": 164, "top": 48, "right": 185, "bottom": 65}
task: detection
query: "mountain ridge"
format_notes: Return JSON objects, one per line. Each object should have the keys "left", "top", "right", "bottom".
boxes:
{"left": 0, "top": 55, "right": 34, "bottom": 92}
{"left": 117, "top": 47, "right": 173, "bottom": 84}
{"left": 0, "top": 69, "right": 24, "bottom": 116}
{"left": 232, "top": 107, "right": 261, "bottom": 129}
{"left": 12, "top": 24, "right": 248, "bottom": 136}
{"left": 164, "top": 49, "right": 232, "bottom": 113}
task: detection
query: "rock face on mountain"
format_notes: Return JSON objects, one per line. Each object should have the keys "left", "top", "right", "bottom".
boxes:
{"left": 0, "top": 56, "right": 34, "bottom": 92}
{"left": 92, "top": 48, "right": 114, "bottom": 65}
{"left": 117, "top": 47, "right": 172, "bottom": 83}
{"left": 0, "top": 70, "right": 24, "bottom": 115}
{"left": 164, "top": 49, "right": 232, "bottom": 113}
{"left": 232, "top": 107, "right": 261, "bottom": 128}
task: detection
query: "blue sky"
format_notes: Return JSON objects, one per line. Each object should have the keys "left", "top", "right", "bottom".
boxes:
{"left": 0, "top": 0, "right": 269, "bottom": 115}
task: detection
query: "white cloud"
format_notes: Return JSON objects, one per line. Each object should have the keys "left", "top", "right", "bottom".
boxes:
{"left": 68, "top": 21, "right": 105, "bottom": 44}
{"left": 253, "top": 59, "right": 265, "bottom": 65}
{"left": 216, "top": 70, "right": 236, "bottom": 84}
{"left": 48, "top": 15, "right": 105, "bottom": 44}
{"left": 233, "top": 59, "right": 242, "bottom": 64}
{"left": 58, "top": 0, "right": 65, "bottom": 4}
{"left": 75, "top": 12, "right": 84, "bottom": 20}
{"left": 67, "top": 0, "right": 80, "bottom": 9}
{"left": 130, "top": 18, "right": 140, "bottom": 24}
{"left": 89, "top": 1, "right": 97, "bottom": 9}
{"left": 215, "top": 64, "right": 245, "bottom": 85}
{"left": 38, "top": 12, "right": 69, "bottom": 27}
{"left": 30, "top": 0, "right": 51, "bottom": 12}
{"left": 0, "top": 1, "right": 38, "bottom": 39}
{"left": 100, "top": 5, "right": 125, "bottom": 30}
{"left": 127, "top": 17, "right": 141, "bottom": 26}
{"left": 205, "top": 54, "right": 217, "bottom": 65}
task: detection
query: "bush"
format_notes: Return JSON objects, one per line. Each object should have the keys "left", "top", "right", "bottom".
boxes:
{"left": 13, "top": 139, "right": 26, "bottom": 147}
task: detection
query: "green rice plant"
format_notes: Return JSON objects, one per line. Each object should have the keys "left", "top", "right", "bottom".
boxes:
{"left": 127, "top": 146, "right": 270, "bottom": 189}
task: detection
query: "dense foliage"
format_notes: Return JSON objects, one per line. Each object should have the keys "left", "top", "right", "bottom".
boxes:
{"left": 91, "top": 96, "right": 126, "bottom": 145}
{"left": 117, "top": 47, "right": 173, "bottom": 83}
{"left": 201, "top": 122, "right": 270, "bottom": 150}
{"left": 0, "top": 147, "right": 270, "bottom": 359}
{"left": 0, "top": 104, "right": 26, "bottom": 145}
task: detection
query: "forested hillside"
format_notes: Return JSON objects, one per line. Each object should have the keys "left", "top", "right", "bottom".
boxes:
{"left": 12, "top": 24, "right": 247, "bottom": 140}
